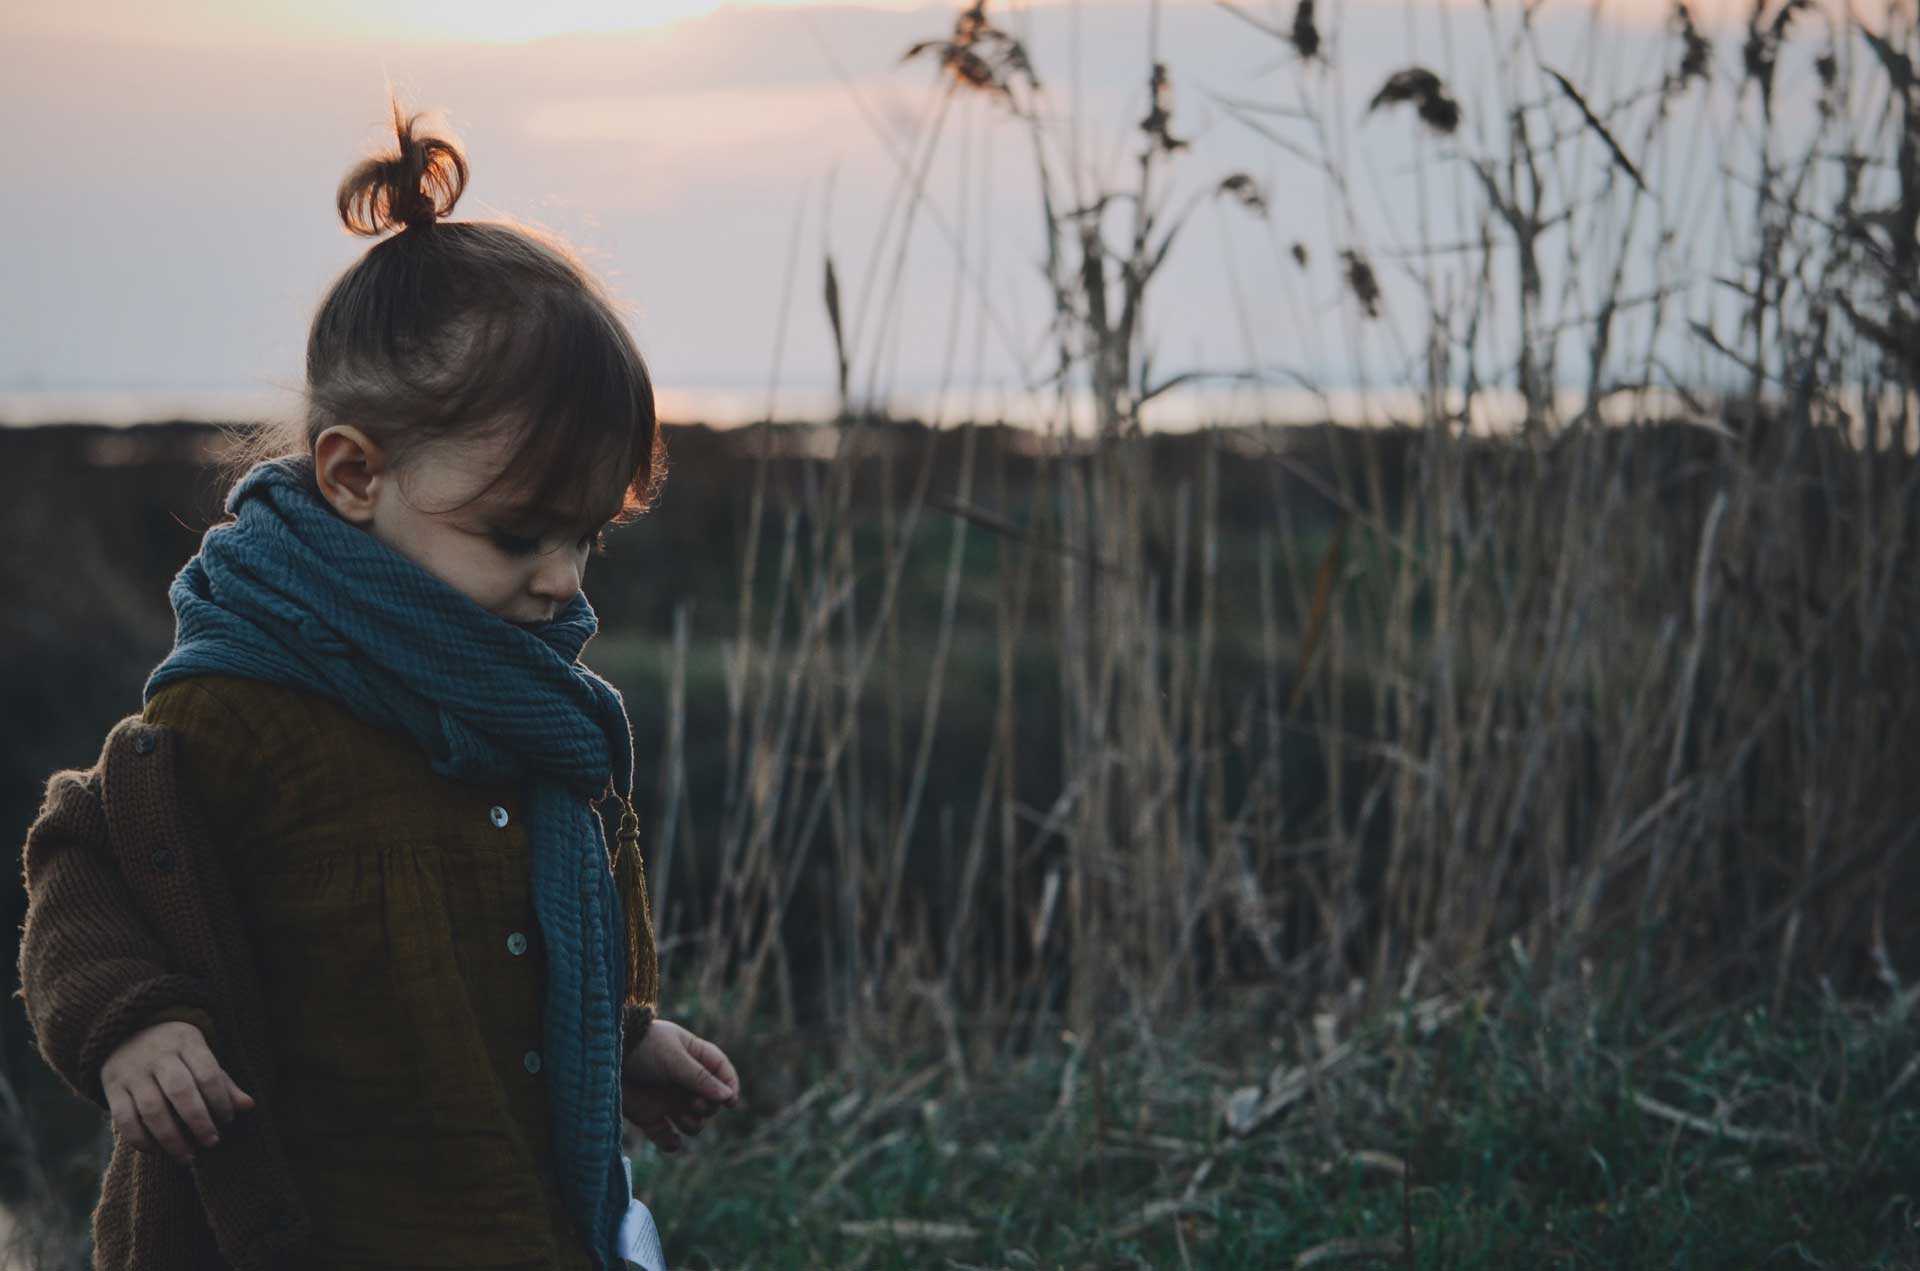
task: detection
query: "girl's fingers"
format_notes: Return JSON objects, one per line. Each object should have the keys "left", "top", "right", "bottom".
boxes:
{"left": 133, "top": 1076, "right": 195, "bottom": 1163}
{"left": 156, "top": 1057, "right": 222, "bottom": 1149}
{"left": 106, "top": 1084, "right": 156, "bottom": 1155}
{"left": 621, "top": 1071, "right": 722, "bottom": 1153}
{"left": 178, "top": 1030, "right": 256, "bottom": 1113}
{"left": 690, "top": 1037, "right": 736, "bottom": 1085}
{"left": 683, "top": 1037, "right": 739, "bottom": 1102}
{"left": 176, "top": 1047, "right": 234, "bottom": 1129}
{"left": 631, "top": 1099, "right": 694, "bottom": 1150}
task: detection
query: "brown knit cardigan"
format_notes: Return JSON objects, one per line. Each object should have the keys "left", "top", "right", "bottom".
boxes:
{"left": 15, "top": 708, "right": 657, "bottom": 1270}
{"left": 17, "top": 711, "right": 311, "bottom": 1269}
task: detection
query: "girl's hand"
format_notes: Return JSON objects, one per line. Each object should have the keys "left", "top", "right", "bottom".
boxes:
{"left": 620, "top": 1017, "right": 739, "bottom": 1153}
{"left": 100, "top": 1020, "right": 257, "bottom": 1166}
{"left": 623, "top": 1081, "right": 713, "bottom": 1153}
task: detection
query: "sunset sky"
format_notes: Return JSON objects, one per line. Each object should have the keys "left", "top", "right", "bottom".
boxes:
{"left": 1, "top": 0, "right": 1837, "bottom": 426}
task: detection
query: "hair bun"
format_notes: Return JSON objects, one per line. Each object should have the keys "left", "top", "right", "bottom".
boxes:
{"left": 336, "top": 98, "right": 469, "bottom": 237}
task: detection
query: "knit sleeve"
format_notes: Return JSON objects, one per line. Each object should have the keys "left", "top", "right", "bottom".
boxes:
{"left": 122, "top": 677, "right": 278, "bottom": 1051}
{"left": 16, "top": 759, "right": 217, "bottom": 1112}
{"left": 15, "top": 682, "right": 275, "bottom": 1112}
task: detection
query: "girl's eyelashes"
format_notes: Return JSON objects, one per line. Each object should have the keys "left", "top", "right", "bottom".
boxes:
{"left": 489, "top": 525, "right": 611, "bottom": 557}
{"left": 488, "top": 528, "right": 544, "bottom": 556}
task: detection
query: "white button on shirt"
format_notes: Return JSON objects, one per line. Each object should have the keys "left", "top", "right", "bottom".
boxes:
{"left": 523, "top": 1049, "right": 542, "bottom": 1074}
{"left": 506, "top": 931, "right": 528, "bottom": 956}
{"left": 489, "top": 805, "right": 510, "bottom": 828}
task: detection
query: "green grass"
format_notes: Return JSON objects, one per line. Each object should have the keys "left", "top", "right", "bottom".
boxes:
{"left": 631, "top": 981, "right": 1920, "bottom": 1269}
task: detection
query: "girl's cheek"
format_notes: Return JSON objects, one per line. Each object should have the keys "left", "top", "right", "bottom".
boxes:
{"left": 445, "top": 546, "right": 515, "bottom": 607}
{"left": 481, "top": 556, "right": 524, "bottom": 598}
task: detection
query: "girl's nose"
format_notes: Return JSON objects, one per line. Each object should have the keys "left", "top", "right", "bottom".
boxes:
{"left": 530, "top": 555, "right": 581, "bottom": 605}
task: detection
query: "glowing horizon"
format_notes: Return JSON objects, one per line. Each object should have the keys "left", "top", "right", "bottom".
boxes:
{"left": 11, "top": 0, "right": 957, "bottom": 47}
{"left": 7, "top": 0, "right": 1820, "bottom": 50}
{"left": 266, "top": 0, "right": 941, "bottom": 45}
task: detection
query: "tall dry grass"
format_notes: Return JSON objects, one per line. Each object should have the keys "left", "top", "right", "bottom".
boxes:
{"left": 669, "top": 0, "right": 1920, "bottom": 1079}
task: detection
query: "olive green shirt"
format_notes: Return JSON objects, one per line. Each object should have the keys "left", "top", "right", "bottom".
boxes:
{"left": 142, "top": 673, "right": 600, "bottom": 1270}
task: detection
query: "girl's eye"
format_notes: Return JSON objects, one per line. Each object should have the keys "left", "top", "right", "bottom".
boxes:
{"left": 489, "top": 530, "right": 542, "bottom": 556}
{"left": 490, "top": 523, "right": 609, "bottom": 557}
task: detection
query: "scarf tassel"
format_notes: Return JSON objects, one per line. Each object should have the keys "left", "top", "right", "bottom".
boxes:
{"left": 609, "top": 793, "right": 660, "bottom": 1013}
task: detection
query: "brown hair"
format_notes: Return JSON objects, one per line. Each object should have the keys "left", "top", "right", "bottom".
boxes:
{"left": 223, "top": 96, "right": 665, "bottom": 539}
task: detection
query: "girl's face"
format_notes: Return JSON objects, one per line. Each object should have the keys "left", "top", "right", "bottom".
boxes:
{"left": 312, "top": 423, "right": 621, "bottom": 629}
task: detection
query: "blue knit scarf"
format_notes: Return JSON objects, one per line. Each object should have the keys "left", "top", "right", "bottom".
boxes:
{"left": 143, "top": 453, "right": 635, "bottom": 1269}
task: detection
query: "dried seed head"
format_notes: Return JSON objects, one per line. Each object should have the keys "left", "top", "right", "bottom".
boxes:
{"left": 1141, "top": 61, "right": 1189, "bottom": 154}
{"left": 1367, "top": 67, "right": 1461, "bottom": 135}
{"left": 1291, "top": 0, "right": 1321, "bottom": 62}
{"left": 900, "top": 1, "right": 1039, "bottom": 111}
{"left": 1218, "top": 173, "right": 1269, "bottom": 217}
{"left": 1671, "top": 1, "right": 1711, "bottom": 93}
{"left": 1743, "top": 0, "right": 1811, "bottom": 114}
{"left": 1341, "top": 249, "right": 1382, "bottom": 319}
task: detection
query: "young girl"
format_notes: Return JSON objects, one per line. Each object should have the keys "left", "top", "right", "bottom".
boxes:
{"left": 19, "top": 100, "right": 737, "bottom": 1269}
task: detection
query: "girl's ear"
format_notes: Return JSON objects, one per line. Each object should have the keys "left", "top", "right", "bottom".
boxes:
{"left": 313, "top": 425, "right": 389, "bottom": 525}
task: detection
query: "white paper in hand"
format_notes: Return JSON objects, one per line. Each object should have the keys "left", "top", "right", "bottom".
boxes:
{"left": 618, "top": 1155, "right": 668, "bottom": 1271}
{"left": 618, "top": 1196, "right": 666, "bottom": 1270}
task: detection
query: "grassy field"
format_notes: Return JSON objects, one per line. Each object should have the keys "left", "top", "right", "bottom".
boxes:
{"left": 633, "top": 977, "right": 1920, "bottom": 1269}
{"left": 1, "top": 970, "right": 1911, "bottom": 1267}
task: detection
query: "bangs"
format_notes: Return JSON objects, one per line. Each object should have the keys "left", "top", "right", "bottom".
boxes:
{"left": 306, "top": 217, "right": 667, "bottom": 531}
{"left": 441, "top": 286, "right": 663, "bottom": 530}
